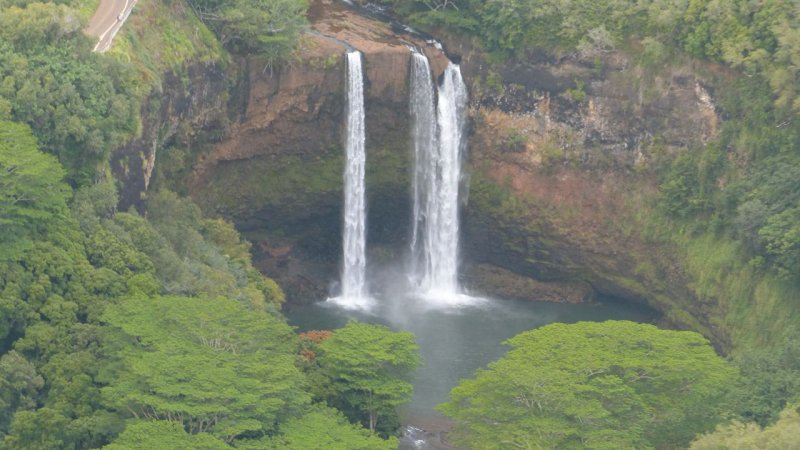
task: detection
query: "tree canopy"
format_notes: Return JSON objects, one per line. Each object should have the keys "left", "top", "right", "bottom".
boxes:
{"left": 102, "top": 295, "right": 309, "bottom": 444}
{"left": 102, "top": 420, "right": 230, "bottom": 450}
{"left": 316, "top": 322, "right": 420, "bottom": 434}
{"left": 257, "top": 405, "right": 398, "bottom": 450}
{"left": 439, "top": 321, "right": 737, "bottom": 449}
{"left": 187, "top": 0, "right": 308, "bottom": 59}
{"left": 729, "top": 334, "right": 800, "bottom": 427}
{"left": 0, "top": 121, "right": 70, "bottom": 258}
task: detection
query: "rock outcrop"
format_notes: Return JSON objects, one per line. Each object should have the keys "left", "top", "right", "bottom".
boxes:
{"left": 451, "top": 37, "right": 726, "bottom": 341}
{"left": 111, "top": 61, "right": 229, "bottom": 211}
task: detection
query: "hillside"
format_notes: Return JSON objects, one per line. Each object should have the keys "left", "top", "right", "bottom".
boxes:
{"left": 1, "top": 0, "right": 799, "bottom": 448}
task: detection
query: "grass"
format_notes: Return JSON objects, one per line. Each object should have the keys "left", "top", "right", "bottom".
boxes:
{"left": 677, "top": 231, "right": 800, "bottom": 352}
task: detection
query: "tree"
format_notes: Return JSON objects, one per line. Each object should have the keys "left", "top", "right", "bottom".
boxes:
{"left": 759, "top": 207, "right": 800, "bottom": 279}
{"left": 317, "top": 322, "right": 419, "bottom": 433}
{"left": 103, "top": 420, "right": 230, "bottom": 450}
{"left": 438, "top": 321, "right": 737, "bottom": 449}
{"left": 691, "top": 405, "right": 800, "bottom": 450}
{"left": 0, "top": 351, "right": 43, "bottom": 434}
{"left": 2, "top": 408, "right": 72, "bottom": 450}
{"left": 244, "top": 405, "right": 397, "bottom": 450}
{"left": 0, "top": 121, "right": 70, "bottom": 258}
{"left": 101, "top": 296, "right": 309, "bottom": 444}
{"left": 729, "top": 334, "right": 800, "bottom": 427}
{"left": 0, "top": 43, "right": 138, "bottom": 184}
{"left": 188, "top": 0, "right": 308, "bottom": 59}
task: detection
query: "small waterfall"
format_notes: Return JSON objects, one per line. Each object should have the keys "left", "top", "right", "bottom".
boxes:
{"left": 410, "top": 56, "right": 470, "bottom": 300}
{"left": 333, "top": 51, "right": 370, "bottom": 309}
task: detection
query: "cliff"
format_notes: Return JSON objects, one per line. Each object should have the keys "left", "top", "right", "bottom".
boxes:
{"left": 182, "top": 0, "right": 451, "bottom": 300}
{"left": 129, "top": 0, "right": 790, "bottom": 350}
{"left": 456, "top": 41, "right": 725, "bottom": 342}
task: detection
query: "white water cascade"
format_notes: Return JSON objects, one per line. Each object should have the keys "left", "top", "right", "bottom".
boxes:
{"left": 410, "top": 55, "right": 471, "bottom": 302}
{"left": 331, "top": 51, "right": 370, "bottom": 309}
{"left": 409, "top": 52, "right": 437, "bottom": 286}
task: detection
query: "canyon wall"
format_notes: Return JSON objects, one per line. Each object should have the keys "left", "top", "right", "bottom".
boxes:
{"left": 123, "top": 0, "right": 740, "bottom": 346}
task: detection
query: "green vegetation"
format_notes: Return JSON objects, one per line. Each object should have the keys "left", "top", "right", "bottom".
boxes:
{"left": 0, "top": 13, "right": 138, "bottom": 183}
{"left": 187, "top": 0, "right": 307, "bottom": 61}
{"left": 2, "top": 0, "right": 799, "bottom": 447}
{"left": 0, "top": 122, "right": 71, "bottom": 259}
{"left": 691, "top": 405, "right": 800, "bottom": 450}
{"left": 102, "top": 295, "right": 307, "bottom": 443}
{"left": 0, "top": 1, "right": 416, "bottom": 448}
{"left": 107, "top": 0, "right": 225, "bottom": 82}
{"left": 439, "top": 321, "right": 736, "bottom": 449}
{"left": 729, "top": 334, "right": 800, "bottom": 427}
{"left": 315, "top": 322, "right": 420, "bottom": 435}
{"left": 102, "top": 421, "right": 229, "bottom": 450}
{"left": 262, "top": 405, "right": 398, "bottom": 450}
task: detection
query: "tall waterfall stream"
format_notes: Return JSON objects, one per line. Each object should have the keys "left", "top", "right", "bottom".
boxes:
{"left": 409, "top": 55, "right": 470, "bottom": 302}
{"left": 330, "top": 51, "right": 370, "bottom": 310}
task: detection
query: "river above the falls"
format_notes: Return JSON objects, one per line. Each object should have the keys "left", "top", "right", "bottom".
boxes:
{"left": 285, "top": 291, "right": 657, "bottom": 440}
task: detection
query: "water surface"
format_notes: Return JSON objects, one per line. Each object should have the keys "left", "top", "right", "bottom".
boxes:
{"left": 286, "top": 293, "right": 656, "bottom": 420}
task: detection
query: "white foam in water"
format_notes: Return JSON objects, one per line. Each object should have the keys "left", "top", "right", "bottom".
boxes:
{"left": 413, "top": 288, "right": 488, "bottom": 310}
{"left": 329, "top": 51, "right": 372, "bottom": 311}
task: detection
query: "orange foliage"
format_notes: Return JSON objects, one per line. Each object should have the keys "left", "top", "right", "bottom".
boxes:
{"left": 299, "top": 348, "right": 316, "bottom": 361}
{"left": 299, "top": 330, "right": 333, "bottom": 344}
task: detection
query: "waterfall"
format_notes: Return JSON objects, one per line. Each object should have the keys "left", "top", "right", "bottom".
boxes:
{"left": 410, "top": 56, "right": 469, "bottom": 300}
{"left": 332, "top": 51, "right": 370, "bottom": 309}
{"left": 409, "top": 52, "right": 437, "bottom": 285}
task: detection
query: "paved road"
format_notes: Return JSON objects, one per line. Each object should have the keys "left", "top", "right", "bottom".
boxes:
{"left": 84, "top": 0, "right": 136, "bottom": 53}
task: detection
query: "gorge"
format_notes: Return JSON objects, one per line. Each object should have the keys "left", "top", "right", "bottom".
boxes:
{"left": 3, "top": 0, "right": 799, "bottom": 447}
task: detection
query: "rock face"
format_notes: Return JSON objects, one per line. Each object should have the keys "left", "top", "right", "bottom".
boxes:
{"left": 139, "top": 1, "right": 730, "bottom": 344}
{"left": 111, "top": 61, "right": 229, "bottom": 211}
{"left": 449, "top": 37, "right": 726, "bottom": 341}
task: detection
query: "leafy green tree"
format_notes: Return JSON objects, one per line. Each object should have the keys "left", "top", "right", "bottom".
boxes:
{"left": 0, "top": 43, "right": 138, "bottom": 183}
{"left": 691, "top": 405, "right": 800, "bottom": 450}
{"left": 0, "top": 351, "right": 43, "bottom": 434}
{"left": 71, "top": 178, "right": 119, "bottom": 233}
{"left": 0, "top": 121, "right": 70, "bottom": 258}
{"left": 241, "top": 405, "right": 397, "bottom": 450}
{"left": 103, "top": 420, "right": 230, "bottom": 450}
{"left": 317, "top": 322, "right": 419, "bottom": 433}
{"left": 101, "top": 295, "right": 309, "bottom": 444}
{"left": 759, "top": 207, "right": 800, "bottom": 279}
{"left": 188, "top": 0, "right": 308, "bottom": 59}
{"left": 3, "top": 408, "right": 72, "bottom": 450}
{"left": 730, "top": 335, "right": 800, "bottom": 427}
{"left": 439, "top": 321, "right": 736, "bottom": 449}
